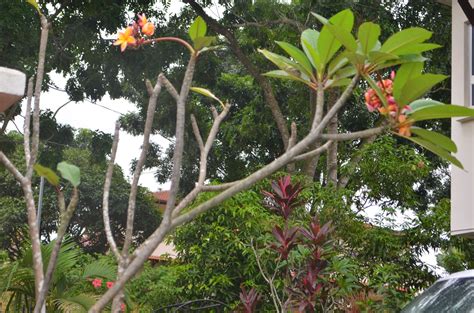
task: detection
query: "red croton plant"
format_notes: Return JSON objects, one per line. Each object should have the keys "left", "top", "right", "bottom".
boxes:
{"left": 242, "top": 176, "right": 333, "bottom": 313}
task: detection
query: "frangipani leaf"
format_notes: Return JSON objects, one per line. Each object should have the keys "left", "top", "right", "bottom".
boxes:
{"left": 312, "top": 9, "right": 356, "bottom": 65}
{"left": 190, "top": 87, "right": 224, "bottom": 107}
{"left": 276, "top": 41, "right": 314, "bottom": 77}
{"left": 263, "top": 70, "right": 311, "bottom": 85}
{"left": 57, "top": 162, "right": 81, "bottom": 187}
{"left": 410, "top": 127, "right": 457, "bottom": 153}
{"left": 399, "top": 134, "right": 463, "bottom": 169}
{"left": 398, "top": 74, "right": 447, "bottom": 105}
{"left": 380, "top": 27, "right": 432, "bottom": 54}
{"left": 393, "top": 62, "right": 424, "bottom": 102}
{"left": 34, "top": 164, "right": 60, "bottom": 186}
{"left": 193, "top": 36, "right": 215, "bottom": 50}
{"left": 408, "top": 104, "right": 474, "bottom": 122}
{"left": 189, "top": 16, "right": 207, "bottom": 42}
{"left": 301, "top": 29, "right": 323, "bottom": 74}
{"left": 408, "top": 99, "right": 444, "bottom": 112}
{"left": 358, "top": 22, "right": 381, "bottom": 54}
{"left": 26, "top": 0, "right": 41, "bottom": 15}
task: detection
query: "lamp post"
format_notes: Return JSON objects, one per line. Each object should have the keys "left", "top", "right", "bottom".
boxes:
{"left": 0, "top": 67, "right": 26, "bottom": 112}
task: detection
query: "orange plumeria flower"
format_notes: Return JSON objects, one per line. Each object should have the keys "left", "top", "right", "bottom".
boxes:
{"left": 142, "top": 22, "right": 155, "bottom": 36}
{"left": 113, "top": 26, "right": 136, "bottom": 52}
{"left": 397, "top": 114, "right": 413, "bottom": 137}
{"left": 138, "top": 14, "right": 155, "bottom": 36}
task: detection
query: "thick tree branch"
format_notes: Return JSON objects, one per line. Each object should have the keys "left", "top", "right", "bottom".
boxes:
{"left": 320, "top": 126, "right": 386, "bottom": 141}
{"left": 23, "top": 77, "right": 34, "bottom": 169}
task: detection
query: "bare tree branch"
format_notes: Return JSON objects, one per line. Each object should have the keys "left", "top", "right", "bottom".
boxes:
{"left": 122, "top": 76, "right": 162, "bottom": 255}
{"left": 320, "top": 126, "right": 386, "bottom": 141}
{"left": 23, "top": 77, "right": 34, "bottom": 169}
{"left": 103, "top": 121, "right": 122, "bottom": 260}
{"left": 190, "top": 114, "right": 204, "bottom": 151}
{"left": 159, "top": 74, "right": 179, "bottom": 102}
{"left": 27, "top": 16, "right": 50, "bottom": 181}
{"left": 292, "top": 141, "right": 333, "bottom": 162}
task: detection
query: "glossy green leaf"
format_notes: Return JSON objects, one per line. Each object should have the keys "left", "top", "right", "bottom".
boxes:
{"left": 408, "top": 99, "right": 444, "bottom": 112}
{"left": 343, "top": 52, "right": 366, "bottom": 66}
{"left": 410, "top": 127, "right": 457, "bottom": 153}
{"left": 34, "top": 164, "right": 59, "bottom": 186}
{"left": 313, "top": 9, "right": 355, "bottom": 65}
{"left": 326, "top": 78, "right": 352, "bottom": 88}
{"left": 276, "top": 41, "right": 314, "bottom": 77}
{"left": 193, "top": 36, "right": 215, "bottom": 50}
{"left": 358, "top": 22, "right": 381, "bottom": 54}
{"left": 57, "top": 162, "right": 81, "bottom": 187}
{"left": 380, "top": 27, "right": 432, "bottom": 54}
{"left": 263, "top": 70, "right": 311, "bottom": 85}
{"left": 189, "top": 16, "right": 207, "bottom": 42}
{"left": 398, "top": 74, "right": 447, "bottom": 105}
{"left": 327, "top": 53, "right": 348, "bottom": 76}
{"left": 408, "top": 104, "right": 474, "bottom": 122}
{"left": 400, "top": 134, "right": 462, "bottom": 169}
{"left": 393, "top": 43, "right": 442, "bottom": 55}
{"left": 368, "top": 51, "right": 398, "bottom": 65}
{"left": 334, "top": 65, "right": 356, "bottom": 80}
{"left": 393, "top": 62, "right": 423, "bottom": 102}
{"left": 259, "top": 49, "right": 308, "bottom": 79}
{"left": 375, "top": 54, "right": 427, "bottom": 71}
{"left": 301, "top": 29, "right": 323, "bottom": 74}
{"left": 190, "top": 87, "right": 224, "bottom": 107}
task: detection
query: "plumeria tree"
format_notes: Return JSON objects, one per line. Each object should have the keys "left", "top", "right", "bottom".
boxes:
{"left": 1, "top": 3, "right": 474, "bottom": 313}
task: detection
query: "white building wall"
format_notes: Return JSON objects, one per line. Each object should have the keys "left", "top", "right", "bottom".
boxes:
{"left": 451, "top": 0, "right": 474, "bottom": 237}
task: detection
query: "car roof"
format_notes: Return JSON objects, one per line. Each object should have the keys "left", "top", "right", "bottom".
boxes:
{"left": 438, "top": 270, "right": 474, "bottom": 281}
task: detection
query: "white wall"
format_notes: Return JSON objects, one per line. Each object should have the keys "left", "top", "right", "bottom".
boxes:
{"left": 451, "top": 0, "right": 474, "bottom": 237}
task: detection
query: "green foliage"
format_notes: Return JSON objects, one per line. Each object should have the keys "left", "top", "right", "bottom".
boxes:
{"left": 173, "top": 182, "right": 275, "bottom": 305}
{"left": 57, "top": 161, "right": 81, "bottom": 187}
{"left": 128, "top": 263, "right": 186, "bottom": 310}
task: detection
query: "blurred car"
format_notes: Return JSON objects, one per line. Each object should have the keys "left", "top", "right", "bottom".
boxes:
{"left": 402, "top": 270, "right": 474, "bottom": 312}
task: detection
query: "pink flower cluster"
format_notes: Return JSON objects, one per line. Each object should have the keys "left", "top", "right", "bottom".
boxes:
{"left": 91, "top": 278, "right": 114, "bottom": 289}
{"left": 364, "top": 71, "right": 413, "bottom": 137}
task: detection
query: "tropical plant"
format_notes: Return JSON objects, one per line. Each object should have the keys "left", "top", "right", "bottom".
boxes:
{"left": 0, "top": 239, "right": 116, "bottom": 312}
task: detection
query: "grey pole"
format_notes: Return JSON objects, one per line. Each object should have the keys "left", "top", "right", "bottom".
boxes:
{"left": 37, "top": 176, "right": 44, "bottom": 228}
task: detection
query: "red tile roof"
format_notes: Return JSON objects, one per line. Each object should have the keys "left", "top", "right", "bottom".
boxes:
{"left": 153, "top": 190, "right": 169, "bottom": 203}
